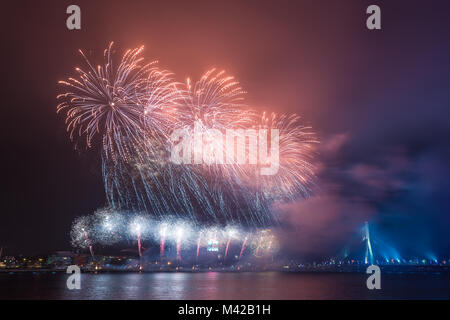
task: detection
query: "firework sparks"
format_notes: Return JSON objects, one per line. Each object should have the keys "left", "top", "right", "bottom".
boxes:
{"left": 196, "top": 232, "right": 202, "bottom": 262}
{"left": 239, "top": 236, "right": 248, "bottom": 260}
{"left": 60, "top": 44, "right": 318, "bottom": 229}
{"left": 70, "top": 211, "right": 279, "bottom": 263}
{"left": 159, "top": 223, "right": 167, "bottom": 259}
{"left": 58, "top": 43, "right": 153, "bottom": 162}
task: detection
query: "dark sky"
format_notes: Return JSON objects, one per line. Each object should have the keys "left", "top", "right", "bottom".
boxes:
{"left": 1, "top": 0, "right": 450, "bottom": 258}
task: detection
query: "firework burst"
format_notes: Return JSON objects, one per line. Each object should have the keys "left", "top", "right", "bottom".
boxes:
{"left": 57, "top": 42, "right": 179, "bottom": 163}
{"left": 250, "top": 112, "right": 318, "bottom": 201}
{"left": 59, "top": 44, "right": 318, "bottom": 229}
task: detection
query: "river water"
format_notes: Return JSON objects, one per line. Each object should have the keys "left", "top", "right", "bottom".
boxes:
{"left": 1, "top": 271, "right": 449, "bottom": 299}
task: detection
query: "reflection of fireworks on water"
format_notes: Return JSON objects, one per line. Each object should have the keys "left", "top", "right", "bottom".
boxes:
{"left": 59, "top": 43, "right": 318, "bottom": 228}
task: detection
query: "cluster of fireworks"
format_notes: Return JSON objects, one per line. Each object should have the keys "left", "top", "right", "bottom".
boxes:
{"left": 58, "top": 42, "right": 317, "bottom": 251}
{"left": 71, "top": 208, "right": 278, "bottom": 261}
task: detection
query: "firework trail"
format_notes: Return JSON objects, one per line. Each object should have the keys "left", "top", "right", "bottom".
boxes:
{"left": 58, "top": 43, "right": 189, "bottom": 220}
{"left": 178, "top": 69, "right": 250, "bottom": 133}
{"left": 137, "top": 231, "right": 142, "bottom": 257}
{"left": 70, "top": 215, "right": 96, "bottom": 256}
{"left": 176, "top": 226, "right": 183, "bottom": 262}
{"left": 239, "top": 237, "right": 248, "bottom": 260}
{"left": 176, "top": 240, "right": 182, "bottom": 262}
{"left": 224, "top": 228, "right": 237, "bottom": 260}
{"left": 267, "top": 239, "right": 273, "bottom": 252}
{"left": 175, "top": 70, "right": 261, "bottom": 224}
{"left": 101, "top": 63, "right": 183, "bottom": 216}
{"left": 69, "top": 211, "right": 281, "bottom": 263}
{"left": 129, "top": 216, "right": 149, "bottom": 262}
{"left": 83, "top": 230, "right": 95, "bottom": 257}
{"left": 101, "top": 68, "right": 270, "bottom": 226}
{"left": 224, "top": 239, "right": 231, "bottom": 260}
{"left": 167, "top": 75, "right": 317, "bottom": 226}
{"left": 57, "top": 42, "right": 153, "bottom": 163}
{"left": 59, "top": 44, "right": 318, "bottom": 229}
{"left": 158, "top": 69, "right": 256, "bottom": 223}
{"left": 196, "top": 232, "right": 202, "bottom": 262}
{"left": 255, "top": 236, "right": 263, "bottom": 257}
{"left": 93, "top": 207, "right": 125, "bottom": 246}
{"left": 254, "top": 112, "right": 317, "bottom": 201}
{"left": 159, "top": 223, "right": 167, "bottom": 259}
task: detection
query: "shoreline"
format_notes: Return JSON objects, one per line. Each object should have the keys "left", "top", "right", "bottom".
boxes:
{"left": 1, "top": 265, "right": 449, "bottom": 275}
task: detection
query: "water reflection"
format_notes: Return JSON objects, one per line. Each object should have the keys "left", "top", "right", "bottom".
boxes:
{"left": 1, "top": 272, "right": 449, "bottom": 299}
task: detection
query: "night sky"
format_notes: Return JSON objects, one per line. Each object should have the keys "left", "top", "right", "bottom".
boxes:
{"left": 1, "top": 0, "right": 450, "bottom": 258}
